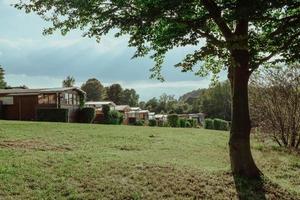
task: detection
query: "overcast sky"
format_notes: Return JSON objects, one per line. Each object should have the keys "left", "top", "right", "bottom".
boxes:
{"left": 0, "top": 0, "right": 224, "bottom": 101}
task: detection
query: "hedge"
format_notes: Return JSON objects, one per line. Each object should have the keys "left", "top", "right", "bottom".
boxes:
{"left": 134, "top": 120, "right": 145, "bottom": 126}
{"left": 187, "top": 119, "right": 197, "bottom": 128}
{"left": 36, "top": 108, "right": 69, "bottom": 122}
{"left": 102, "top": 104, "right": 110, "bottom": 123}
{"left": 167, "top": 114, "right": 179, "bottom": 127}
{"left": 78, "top": 107, "right": 96, "bottom": 123}
{"left": 204, "top": 118, "right": 229, "bottom": 131}
{"left": 204, "top": 118, "right": 214, "bottom": 129}
{"left": 213, "top": 119, "right": 229, "bottom": 131}
{"left": 148, "top": 119, "right": 157, "bottom": 126}
{"left": 179, "top": 118, "right": 187, "bottom": 128}
{"left": 109, "top": 110, "right": 123, "bottom": 125}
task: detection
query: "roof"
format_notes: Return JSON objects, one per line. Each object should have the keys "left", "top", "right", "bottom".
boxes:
{"left": 128, "top": 110, "right": 149, "bottom": 114}
{"left": 115, "top": 105, "right": 130, "bottom": 111}
{"left": 130, "top": 107, "right": 141, "bottom": 111}
{"left": 0, "top": 87, "right": 86, "bottom": 96}
{"left": 85, "top": 101, "right": 116, "bottom": 107}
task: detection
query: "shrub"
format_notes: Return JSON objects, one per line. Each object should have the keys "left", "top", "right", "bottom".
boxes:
{"left": 148, "top": 119, "right": 157, "bottom": 126}
{"left": 102, "top": 104, "right": 110, "bottom": 122}
{"left": 109, "top": 110, "right": 123, "bottom": 125}
{"left": 79, "top": 107, "right": 96, "bottom": 123}
{"left": 204, "top": 118, "right": 214, "bottom": 129}
{"left": 179, "top": 118, "right": 187, "bottom": 128}
{"left": 37, "top": 108, "right": 69, "bottom": 122}
{"left": 187, "top": 119, "right": 197, "bottom": 128}
{"left": 213, "top": 118, "right": 229, "bottom": 131}
{"left": 185, "top": 121, "right": 191, "bottom": 128}
{"left": 134, "top": 120, "right": 144, "bottom": 126}
{"left": 167, "top": 114, "right": 179, "bottom": 127}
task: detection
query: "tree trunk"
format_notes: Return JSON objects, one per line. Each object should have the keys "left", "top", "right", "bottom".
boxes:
{"left": 228, "top": 52, "right": 261, "bottom": 178}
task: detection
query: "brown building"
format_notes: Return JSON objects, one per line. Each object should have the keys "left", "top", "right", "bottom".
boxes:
{"left": 0, "top": 87, "right": 85, "bottom": 122}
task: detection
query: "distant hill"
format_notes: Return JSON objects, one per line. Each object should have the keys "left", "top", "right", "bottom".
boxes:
{"left": 179, "top": 88, "right": 206, "bottom": 103}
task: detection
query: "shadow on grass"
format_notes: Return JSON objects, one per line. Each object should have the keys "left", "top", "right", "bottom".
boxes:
{"left": 234, "top": 175, "right": 266, "bottom": 200}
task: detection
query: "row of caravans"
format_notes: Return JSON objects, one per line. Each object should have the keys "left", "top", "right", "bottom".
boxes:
{"left": 0, "top": 87, "right": 205, "bottom": 125}
{"left": 85, "top": 101, "right": 205, "bottom": 125}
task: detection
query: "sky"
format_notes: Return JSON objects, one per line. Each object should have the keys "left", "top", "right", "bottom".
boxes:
{"left": 0, "top": 0, "right": 222, "bottom": 101}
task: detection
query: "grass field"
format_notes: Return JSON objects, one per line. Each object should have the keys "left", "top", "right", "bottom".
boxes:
{"left": 0, "top": 120, "right": 299, "bottom": 200}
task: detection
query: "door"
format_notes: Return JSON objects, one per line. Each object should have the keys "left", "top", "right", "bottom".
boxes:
{"left": 19, "top": 96, "right": 38, "bottom": 121}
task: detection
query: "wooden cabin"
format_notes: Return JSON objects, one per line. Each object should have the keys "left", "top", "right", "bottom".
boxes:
{"left": 0, "top": 87, "right": 85, "bottom": 122}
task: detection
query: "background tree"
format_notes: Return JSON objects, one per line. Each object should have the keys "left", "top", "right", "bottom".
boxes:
{"left": 106, "top": 84, "right": 123, "bottom": 105}
{"left": 138, "top": 101, "right": 146, "bottom": 110}
{"left": 81, "top": 78, "right": 106, "bottom": 101}
{"left": 120, "top": 88, "right": 139, "bottom": 106}
{"left": 16, "top": 0, "right": 300, "bottom": 178}
{"left": 250, "top": 65, "right": 300, "bottom": 150}
{"left": 0, "top": 66, "right": 7, "bottom": 89}
{"left": 62, "top": 76, "right": 75, "bottom": 87}
{"left": 145, "top": 98, "right": 159, "bottom": 113}
{"left": 199, "top": 81, "right": 231, "bottom": 121}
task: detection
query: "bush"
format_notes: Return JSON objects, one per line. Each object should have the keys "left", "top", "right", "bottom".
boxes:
{"left": 148, "top": 119, "right": 157, "bottom": 126}
{"left": 37, "top": 108, "right": 69, "bottom": 122}
{"left": 213, "top": 118, "right": 229, "bottom": 131}
{"left": 187, "top": 119, "right": 197, "bottom": 128}
{"left": 167, "top": 114, "right": 179, "bottom": 127}
{"left": 185, "top": 121, "right": 191, "bottom": 128}
{"left": 204, "top": 118, "right": 214, "bottom": 129}
{"left": 102, "top": 104, "right": 110, "bottom": 122}
{"left": 179, "top": 118, "right": 187, "bottom": 128}
{"left": 109, "top": 110, "right": 123, "bottom": 125}
{"left": 79, "top": 107, "right": 96, "bottom": 123}
{"left": 134, "top": 120, "right": 144, "bottom": 126}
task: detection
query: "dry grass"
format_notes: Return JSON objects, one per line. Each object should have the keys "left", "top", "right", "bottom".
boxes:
{"left": 0, "top": 139, "right": 72, "bottom": 152}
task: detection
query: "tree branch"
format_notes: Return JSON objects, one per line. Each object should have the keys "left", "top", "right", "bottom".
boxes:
{"left": 201, "top": 0, "right": 233, "bottom": 40}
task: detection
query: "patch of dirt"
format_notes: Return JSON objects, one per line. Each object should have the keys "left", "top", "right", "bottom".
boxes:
{"left": 0, "top": 139, "right": 72, "bottom": 152}
{"left": 115, "top": 145, "right": 141, "bottom": 151}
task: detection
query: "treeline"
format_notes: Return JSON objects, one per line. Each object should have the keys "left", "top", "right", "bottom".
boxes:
{"left": 139, "top": 81, "right": 231, "bottom": 121}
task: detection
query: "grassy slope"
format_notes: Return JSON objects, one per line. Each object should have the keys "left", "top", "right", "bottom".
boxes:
{"left": 0, "top": 120, "right": 299, "bottom": 200}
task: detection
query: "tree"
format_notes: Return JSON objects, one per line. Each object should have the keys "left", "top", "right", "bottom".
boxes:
{"left": 138, "top": 101, "right": 146, "bottom": 110}
{"left": 0, "top": 66, "right": 7, "bottom": 89}
{"left": 120, "top": 88, "right": 139, "bottom": 106}
{"left": 81, "top": 78, "right": 106, "bottom": 101}
{"left": 62, "top": 76, "right": 75, "bottom": 87}
{"left": 158, "top": 93, "right": 177, "bottom": 113}
{"left": 106, "top": 84, "right": 123, "bottom": 104}
{"left": 145, "top": 98, "right": 159, "bottom": 113}
{"left": 16, "top": 0, "right": 300, "bottom": 178}
{"left": 199, "top": 81, "right": 231, "bottom": 121}
{"left": 250, "top": 65, "right": 300, "bottom": 149}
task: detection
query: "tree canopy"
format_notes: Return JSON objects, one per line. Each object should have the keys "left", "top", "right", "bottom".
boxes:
{"left": 0, "top": 66, "right": 7, "bottom": 89}
{"left": 15, "top": 1, "right": 300, "bottom": 79}
{"left": 62, "top": 76, "right": 75, "bottom": 87}
{"left": 105, "top": 84, "right": 123, "bottom": 104}
{"left": 81, "top": 78, "right": 106, "bottom": 101}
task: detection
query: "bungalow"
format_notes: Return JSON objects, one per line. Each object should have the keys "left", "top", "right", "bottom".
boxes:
{"left": 125, "top": 107, "right": 150, "bottom": 124}
{"left": 84, "top": 101, "right": 117, "bottom": 123}
{"left": 85, "top": 101, "right": 116, "bottom": 110}
{"left": 0, "top": 87, "right": 85, "bottom": 122}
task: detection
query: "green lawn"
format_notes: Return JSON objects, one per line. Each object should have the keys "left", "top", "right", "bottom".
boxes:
{"left": 0, "top": 120, "right": 299, "bottom": 200}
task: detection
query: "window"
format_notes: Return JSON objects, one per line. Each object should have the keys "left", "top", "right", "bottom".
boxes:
{"left": 38, "top": 94, "right": 56, "bottom": 105}
{"left": 68, "top": 93, "right": 73, "bottom": 105}
{"left": 0, "top": 97, "right": 13, "bottom": 105}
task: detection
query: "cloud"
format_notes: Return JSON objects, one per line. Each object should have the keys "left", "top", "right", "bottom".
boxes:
{"left": 2, "top": 0, "right": 19, "bottom": 5}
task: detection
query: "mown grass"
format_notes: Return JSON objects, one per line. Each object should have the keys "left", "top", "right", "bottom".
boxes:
{"left": 0, "top": 120, "right": 299, "bottom": 200}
